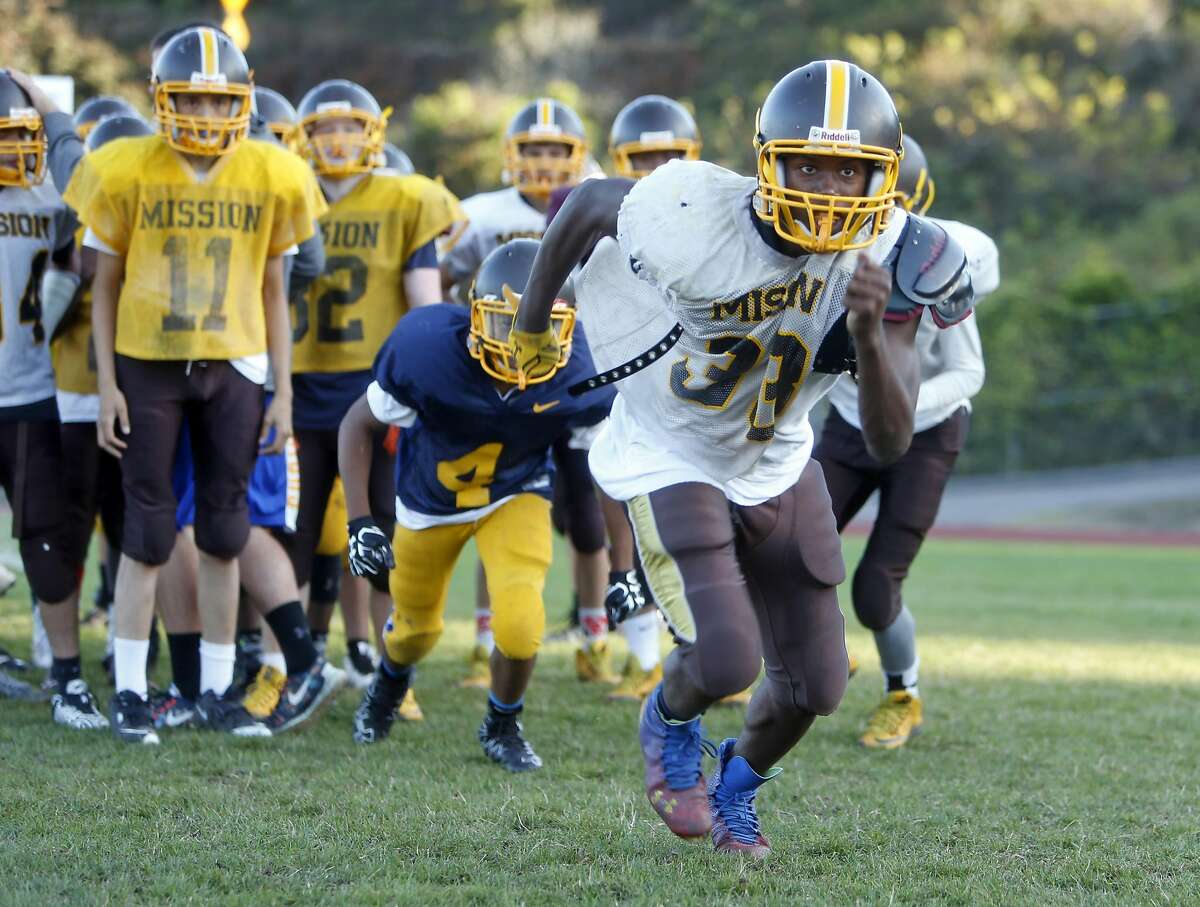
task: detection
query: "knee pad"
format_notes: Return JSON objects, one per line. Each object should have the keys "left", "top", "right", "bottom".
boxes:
{"left": 565, "top": 495, "right": 606, "bottom": 555}
{"left": 193, "top": 508, "right": 251, "bottom": 561}
{"left": 20, "top": 535, "right": 78, "bottom": 604}
{"left": 121, "top": 506, "right": 179, "bottom": 567}
{"left": 381, "top": 610, "right": 443, "bottom": 666}
{"left": 763, "top": 662, "right": 847, "bottom": 718}
{"left": 490, "top": 583, "right": 545, "bottom": 661}
{"left": 852, "top": 559, "right": 901, "bottom": 632}
{"left": 683, "top": 619, "right": 761, "bottom": 700}
{"left": 310, "top": 553, "right": 342, "bottom": 604}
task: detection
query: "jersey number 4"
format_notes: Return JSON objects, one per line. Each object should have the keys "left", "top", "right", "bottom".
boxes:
{"left": 670, "top": 331, "right": 810, "bottom": 443}
{"left": 161, "top": 236, "right": 231, "bottom": 332}
{"left": 0, "top": 249, "right": 50, "bottom": 344}
{"left": 292, "top": 255, "right": 366, "bottom": 344}
{"left": 437, "top": 443, "right": 503, "bottom": 509}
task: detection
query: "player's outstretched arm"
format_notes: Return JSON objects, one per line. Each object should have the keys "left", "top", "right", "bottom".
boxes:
{"left": 845, "top": 257, "right": 922, "bottom": 464}
{"left": 513, "top": 177, "right": 634, "bottom": 334}
{"left": 337, "top": 394, "right": 394, "bottom": 589}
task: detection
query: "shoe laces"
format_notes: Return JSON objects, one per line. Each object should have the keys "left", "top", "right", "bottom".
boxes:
{"left": 865, "top": 691, "right": 914, "bottom": 737}
{"left": 364, "top": 675, "right": 401, "bottom": 721}
{"left": 713, "top": 782, "right": 763, "bottom": 845}
{"left": 488, "top": 712, "right": 535, "bottom": 756}
{"left": 244, "top": 667, "right": 284, "bottom": 714}
{"left": 661, "top": 717, "right": 707, "bottom": 790}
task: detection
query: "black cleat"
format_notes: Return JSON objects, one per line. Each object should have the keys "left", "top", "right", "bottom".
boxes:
{"left": 267, "top": 660, "right": 346, "bottom": 734}
{"left": 352, "top": 669, "right": 409, "bottom": 744}
{"left": 110, "top": 690, "right": 160, "bottom": 745}
{"left": 51, "top": 679, "right": 110, "bottom": 730}
{"left": 478, "top": 710, "right": 543, "bottom": 772}
{"left": 196, "top": 690, "right": 271, "bottom": 738}
{"left": 149, "top": 685, "right": 197, "bottom": 730}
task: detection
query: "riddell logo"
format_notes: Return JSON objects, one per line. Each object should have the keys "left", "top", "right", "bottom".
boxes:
{"left": 808, "top": 126, "right": 861, "bottom": 145}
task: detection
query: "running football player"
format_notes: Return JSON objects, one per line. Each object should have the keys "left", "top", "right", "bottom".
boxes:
{"left": 0, "top": 72, "right": 105, "bottom": 725}
{"left": 64, "top": 26, "right": 326, "bottom": 744}
{"left": 342, "top": 239, "right": 614, "bottom": 770}
{"left": 815, "top": 134, "right": 999, "bottom": 749}
{"left": 512, "top": 62, "right": 975, "bottom": 853}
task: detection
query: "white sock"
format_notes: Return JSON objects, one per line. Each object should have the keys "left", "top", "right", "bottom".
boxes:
{"left": 261, "top": 652, "right": 287, "bottom": 673}
{"left": 619, "top": 612, "right": 660, "bottom": 670}
{"left": 113, "top": 637, "right": 150, "bottom": 699}
{"left": 474, "top": 609, "right": 494, "bottom": 653}
{"left": 579, "top": 607, "right": 608, "bottom": 649}
{"left": 199, "top": 640, "right": 237, "bottom": 696}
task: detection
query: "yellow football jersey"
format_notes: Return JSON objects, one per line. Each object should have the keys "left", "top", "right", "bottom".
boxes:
{"left": 293, "top": 173, "right": 463, "bottom": 373}
{"left": 63, "top": 134, "right": 326, "bottom": 361}
{"left": 50, "top": 226, "right": 97, "bottom": 395}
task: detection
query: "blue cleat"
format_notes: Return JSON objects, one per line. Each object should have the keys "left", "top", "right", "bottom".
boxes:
{"left": 638, "top": 684, "right": 711, "bottom": 838}
{"left": 707, "top": 737, "right": 779, "bottom": 858}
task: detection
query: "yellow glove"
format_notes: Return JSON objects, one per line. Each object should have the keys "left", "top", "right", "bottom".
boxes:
{"left": 504, "top": 285, "right": 561, "bottom": 389}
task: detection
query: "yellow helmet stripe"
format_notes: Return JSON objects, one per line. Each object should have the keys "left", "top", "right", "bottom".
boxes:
{"left": 823, "top": 60, "right": 850, "bottom": 131}
{"left": 537, "top": 98, "right": 553, "bottom": 126}
{"left": 200, "top": 27, "right": 219, "bottom": 78}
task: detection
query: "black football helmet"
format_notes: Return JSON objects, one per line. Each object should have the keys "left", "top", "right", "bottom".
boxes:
{"left": 503, "top": 98, "right": 588, "bottom": 197}
{"left": 754, "top": 60, "right": 903, "bottom": 252}
{"left": 0, "top": 72, "right": 45, "bottom": 187}
{"left": 468, "top": 239, "right": 576, "bottom": 385}
{"left": 252, "top": 86, "right": 299, "bottom": 152}
{"left": 151, "top": 26, "right": 253, "bottom": 156}
{"left": 609, "top": 95, "right": 701, "bottom": 179}
{"left": 85, "top": 114, "right": 153, "bottom": 152}
{"left": 896, "top": 134, "right": 935, "bottom": 215}
{"left": 376, "top": 142, "right": 414, "bottom": 174}
{"left": 73, "top": 96, "right": 139, "bottom": 140}
{"left": 296, "top": 80, "right": 388, "bottom": 177}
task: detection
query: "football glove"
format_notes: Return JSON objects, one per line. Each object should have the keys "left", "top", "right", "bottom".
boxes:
{"left": 604, "top": 569, "right": 647, "bottom": 628}
{"left": 347, "top": 516, "right": 395, "bottom": 594}
{"left": 506, "top": 286, "right": 561, "bottom": 390}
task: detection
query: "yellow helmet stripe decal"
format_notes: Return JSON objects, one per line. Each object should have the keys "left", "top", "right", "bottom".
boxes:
{"left": 200, "top": 27, "right": 219, "bottom": 78}
{"left": 823, "top": 60, "right": 850, "bottom": 131}
{"left": 537, "top": 98, "right": 553, "bottom": 126}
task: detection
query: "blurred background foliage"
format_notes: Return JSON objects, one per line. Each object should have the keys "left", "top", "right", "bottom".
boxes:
{"left": 13, "top": 0, "right": 1200, "bottom": 472}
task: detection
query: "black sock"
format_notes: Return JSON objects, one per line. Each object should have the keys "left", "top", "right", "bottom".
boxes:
{"left": 654, "top": 686, "right": 689, "bottom": 723}
{"left": 378, "top": 653, "right": 412, "bottom": 689}
{"left": 885, "top": 673, "right": 908, "bottom": 692}
{"left": 263, "top": 601, "right": 317, "bottom": 676}
{"left": 50, "top": 656, "right": 81, "bottom": 688}
{"left": 167, "top": 632, "right": 201, "bottom": 701}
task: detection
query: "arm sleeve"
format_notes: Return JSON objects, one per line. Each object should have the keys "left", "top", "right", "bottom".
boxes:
{"left": 366, "top": 380, "right": 418, "bottom": 428}
{"left": 914, "top": 315, "right": 985, "bottom": 417}
{"left": 402, "top": 239, "right": 437, "bottom": 271}
{"left": 44, "top": 112, "right": 85, "bottom": 194}
{"left": 51, "top": 201, "right": 77, "bottom": 257}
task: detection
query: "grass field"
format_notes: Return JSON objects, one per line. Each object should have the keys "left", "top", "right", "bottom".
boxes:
{"left": 1, "top": 535, "right": 1198, "bottom": 905}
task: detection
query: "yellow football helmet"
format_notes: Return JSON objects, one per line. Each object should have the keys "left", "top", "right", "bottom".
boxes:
{"left": 297, "top": 80, "right": 389, "bottom": 177}
{"left": 0, "top": 73, "right": 45, "bottom": 188}
{"left": 151, "top": 26, "right": 253, "bottom": 156}
{"left": 468, "top": 239, "right": 575, "bottom": 386}
{"left": 896, "top": 134, "right": 935, "bottom": 215}
{"left": 502, "top": 98, "right": 588, "bottom": 198}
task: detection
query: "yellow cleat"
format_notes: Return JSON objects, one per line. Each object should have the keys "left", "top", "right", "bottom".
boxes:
{"left": 575, "top": 640, "right": 620, "bottom": 684}
{"left": 859, "top": 690, "right": 923, "bottom": 749}
{"left": 848, "top": 652, "right": 860, "bottom": 678}
{"left": 458, "top": 643, "right": 491, "bottom": 689}
{"left": 715, "top": 685, "right": 753, "bottom": 708}
{"left": 607, "top": 657, "right": 662, "bottom": 702}
{"left": 243, "top": 665, "right": 286, "bottom": 719}
{"left": 397, "top": 688, "right": 424, "bottom": 722}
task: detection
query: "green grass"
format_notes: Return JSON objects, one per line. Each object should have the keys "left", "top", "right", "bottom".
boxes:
{"left": 1, "top": 536, "right": 1198, "bottom": 905}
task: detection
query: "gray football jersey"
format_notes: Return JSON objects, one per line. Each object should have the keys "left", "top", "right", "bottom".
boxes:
{"left": 0, "top": 181, "right": 74, "bottom": 409}
{"left": 441, "top": 186, "right": 546, "bottom": 298}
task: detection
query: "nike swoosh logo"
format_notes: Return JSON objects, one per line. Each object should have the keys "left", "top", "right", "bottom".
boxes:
{"left": 532, "top": 400, "right": 560, "bottom": 413}
{"left": 286, "top": 677, "right": 314, "bottom": 708}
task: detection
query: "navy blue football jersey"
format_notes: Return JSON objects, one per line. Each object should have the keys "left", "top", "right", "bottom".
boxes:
{"left": 373, "top": 303, "right": 614, "bottom": 518}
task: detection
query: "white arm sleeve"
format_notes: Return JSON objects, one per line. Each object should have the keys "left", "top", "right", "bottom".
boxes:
{"left": 914, "top": 315, "right": 985, "bottom": 418}
{"left": 83, "top": 228, "right": 119, "bottom": 256}
{"left": 366, "top": 381, "right": 418, "bottom": 428}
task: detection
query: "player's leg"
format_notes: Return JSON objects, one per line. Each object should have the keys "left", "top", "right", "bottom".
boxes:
{"left": 152, "top": 528, "right": 202, "bottom": 729}
{"left": 352, "top": 521, "right": 470, "bottom": 744}
{"left": 7, "top": 420, "right": 105, "bottom": 726}
{"left": 603, "top": 491, "right": 661, "bottom": 701}
{"left": 187, "top": 362, "right": 269, "bottom": 737}
{"left": 474, "top": 494, "right": 553, "bottom": 772}
{"left": 855, "top": 408, "right": 968, "bottom": 749}
{"left": 461, "top": 559, "right": 493, "bottom": 688}
{"left": 110, "top": 357, "right": 190, "bottom": 744}
{"left": 713, "top": 460, "right": 849, "bottom": 857}
{"left": 626, "top": 482, "right": 763, "bottom": 840}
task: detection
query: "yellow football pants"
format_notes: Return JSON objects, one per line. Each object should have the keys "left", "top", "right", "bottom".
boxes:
{"left": 383, "top": 494, "right": 552, "bottom": 665}
{"left": 316, "top": 477, "right": 348, "bottom": 557}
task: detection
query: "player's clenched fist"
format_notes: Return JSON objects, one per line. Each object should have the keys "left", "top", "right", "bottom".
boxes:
{"left": 347, "top": 516, "right": 395, "bottom": 593}
{"left": 843, "top": 256, "right": 892, "bottom": 338}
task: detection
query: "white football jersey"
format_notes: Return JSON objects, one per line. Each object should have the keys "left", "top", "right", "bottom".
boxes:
{"left": 441, "top": 186, "right": 546, "bottom": 296}
{"left": 576, "top": 159, "right": 908, "bottom": 505}
{"left": 0, "top": 181, "right": 74, "bottom": 410}
{"left": 828, "top": 218, "right": 996, "bottom": 433}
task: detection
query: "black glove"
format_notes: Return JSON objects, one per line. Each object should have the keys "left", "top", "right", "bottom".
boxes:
{"left": 604, "top": 569, "right": 646, "bottom": 628}
{"left": 347, "top": 516, "right": 395, "bottom": 594}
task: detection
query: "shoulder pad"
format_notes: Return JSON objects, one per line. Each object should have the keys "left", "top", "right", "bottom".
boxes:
{"left": 886, "top": 214, "right": 974, "bottom": 327}
{"left": 811, "top": 311, "right": 855, "bottom": 376}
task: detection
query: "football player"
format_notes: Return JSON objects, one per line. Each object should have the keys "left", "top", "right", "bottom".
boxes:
{"left": 63, "top": 26, "right": 326, "bottom": 744}
{"left": 814, "top": 135, "right": 999, "bottom": 749}
{"left": 72, "top": 95, "right": 140, "bottom": 141}
{"left": 0, "top": 71, "right": 107, "bottom": 727}
{"left": 287, "top": 78, "right": 461, "bottom": 709}
{"left": 375, "top": 142, "right": 414, "bottom": 176}
{"left": 512, "top": 61, "right": 975, "bottom": 854}
{"left": 252, "top": 86, "right": 300, "bottom": 152}
{"left": 341, "top": 239, "right": 613, "bottom": 770}
{"left": 441, "top": 99, "right": 613, "bottom": 686}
